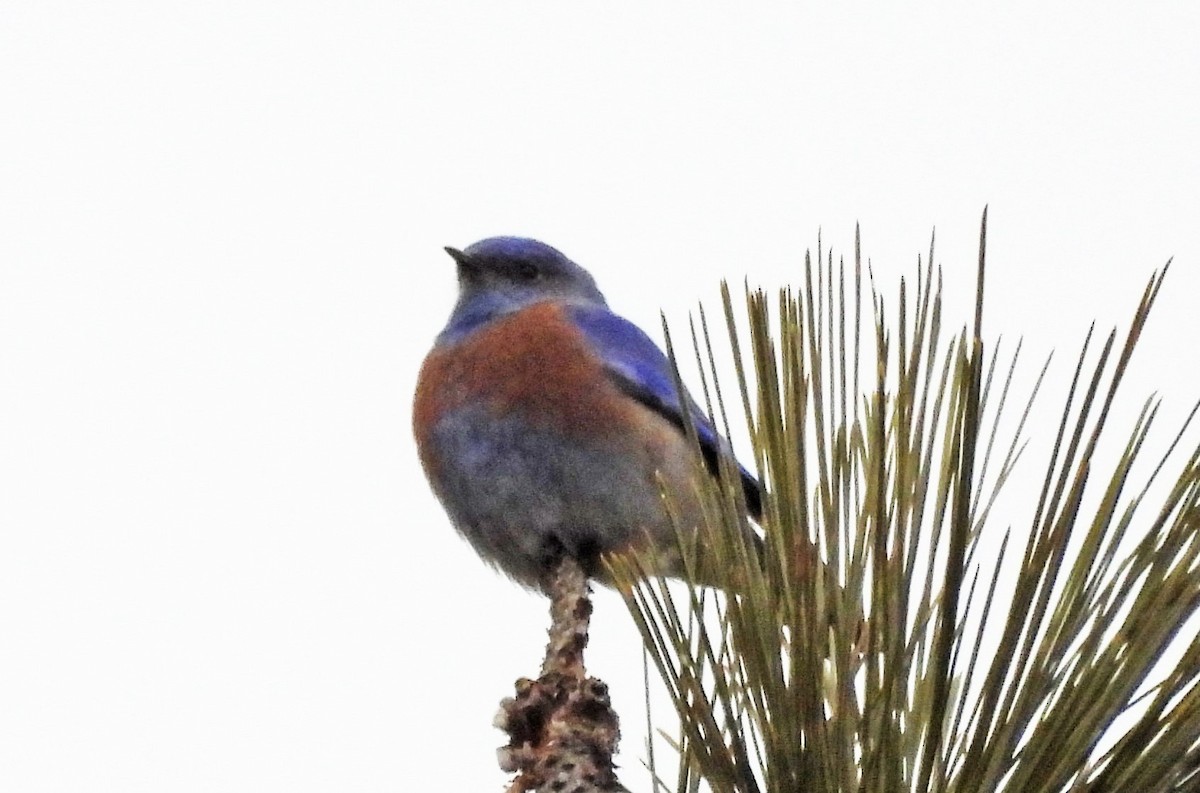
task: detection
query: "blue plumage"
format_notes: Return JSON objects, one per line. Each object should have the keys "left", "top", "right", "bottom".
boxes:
{"left": 414, "top": 237, "right": 762, "bottom": 590}
{"left": 568, "top": 304, "right": 762, "bottom": 517}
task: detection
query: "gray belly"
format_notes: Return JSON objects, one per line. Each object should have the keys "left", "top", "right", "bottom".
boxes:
{"left": 426, "top": 407, "right": 681, "bottom": 588}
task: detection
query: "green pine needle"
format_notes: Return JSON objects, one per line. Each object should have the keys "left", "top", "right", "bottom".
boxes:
{"left": 608, "top": 214, "right": 1200, "bottom": 792}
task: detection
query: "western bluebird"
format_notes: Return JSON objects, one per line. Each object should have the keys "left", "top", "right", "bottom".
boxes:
{"left": 413, "top": 237, "right": 763, "bottom": 591}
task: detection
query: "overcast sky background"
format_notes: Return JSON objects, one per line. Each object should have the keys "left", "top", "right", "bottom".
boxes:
{"left": 2, "top": 4, "right": 1198, "bottom": 791}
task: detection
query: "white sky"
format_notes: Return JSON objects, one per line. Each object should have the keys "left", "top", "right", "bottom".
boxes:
{"left": 2, "top": 4, "right": 1198, "bottom": 791}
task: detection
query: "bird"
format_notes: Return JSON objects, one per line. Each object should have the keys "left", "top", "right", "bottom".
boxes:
{"left": 412, "top": 237, "right": 764, "bottom": 592}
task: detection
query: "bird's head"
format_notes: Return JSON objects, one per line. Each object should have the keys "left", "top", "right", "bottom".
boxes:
{"left": 439, "top": 237, "right": 607, "bottom": 340}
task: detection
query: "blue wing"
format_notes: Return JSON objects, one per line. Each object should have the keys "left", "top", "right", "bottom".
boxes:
{"left": 567, "top": 303, "right": 762, "bottom": 519}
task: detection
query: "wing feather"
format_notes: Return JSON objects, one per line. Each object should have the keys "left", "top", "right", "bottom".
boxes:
{"left": 567, "top": 304, "right": 763, "bottom": 519}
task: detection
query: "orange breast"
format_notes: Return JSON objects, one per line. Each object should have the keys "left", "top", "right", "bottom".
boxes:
{"left": 413, "top": 302, "right": 634, "bottom": 450}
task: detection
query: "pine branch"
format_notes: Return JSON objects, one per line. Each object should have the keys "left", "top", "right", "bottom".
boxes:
{"left": 496, "top": 556, "right": 631, "bottom": 793}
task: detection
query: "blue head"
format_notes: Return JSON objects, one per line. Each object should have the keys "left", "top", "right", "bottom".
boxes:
{"left": 439, "top": 237, "right": 608, "bottom": 342}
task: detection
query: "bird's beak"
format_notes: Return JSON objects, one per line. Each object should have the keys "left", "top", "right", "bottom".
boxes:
{"left": 444, "top": 246, "right": 481, "bottom": 281}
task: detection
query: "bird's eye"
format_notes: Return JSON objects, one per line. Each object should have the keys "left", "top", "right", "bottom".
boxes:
{"left": 515, "top": 262, "right": 540, "bottom": 282}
